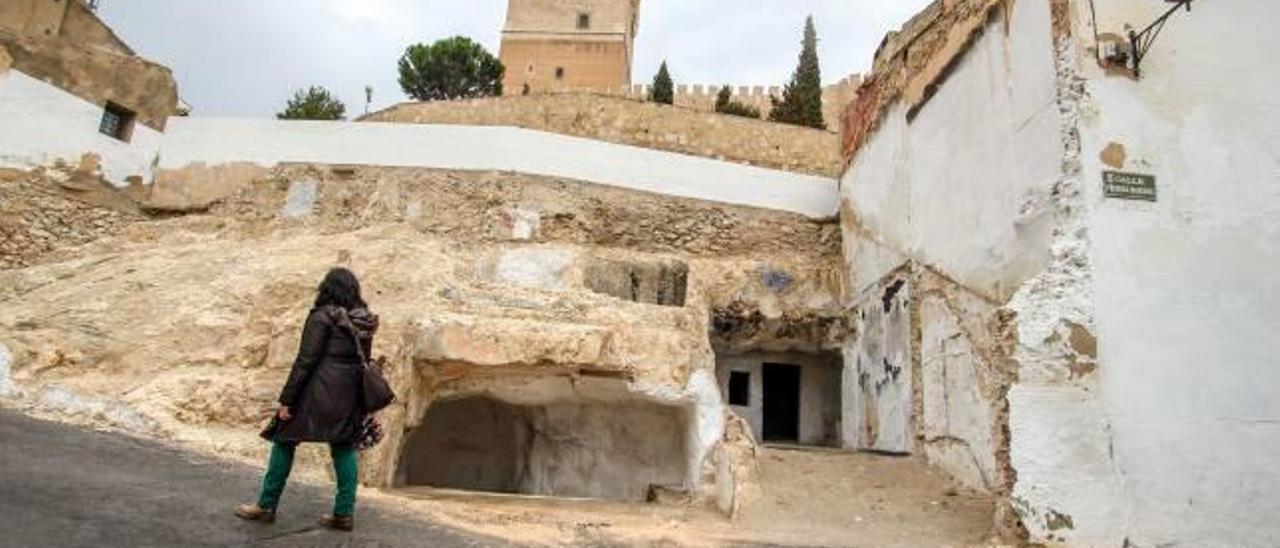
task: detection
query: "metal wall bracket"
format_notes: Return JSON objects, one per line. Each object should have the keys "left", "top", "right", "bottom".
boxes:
{"left": 1128, "top": 0, "right": 1194, "bottom": 77}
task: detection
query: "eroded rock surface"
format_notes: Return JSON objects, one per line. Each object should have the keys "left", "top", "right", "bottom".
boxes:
{"left": 0, "top": 165, "right": 845, "bottom": 512}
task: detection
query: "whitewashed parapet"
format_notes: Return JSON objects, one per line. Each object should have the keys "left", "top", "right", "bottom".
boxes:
{"left": 156, "top": 118, "right": 839, "bottom": 218}
{"left": 0, "top": 70, "right": 163, "bottom": 185}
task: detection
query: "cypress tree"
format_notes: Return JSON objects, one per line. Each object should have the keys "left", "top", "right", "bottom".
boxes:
{"left": 769, "top": 16, "right": 825, "bottom": 129}
{"left": 650, "top": 61, "right": 674, "bottom": 105}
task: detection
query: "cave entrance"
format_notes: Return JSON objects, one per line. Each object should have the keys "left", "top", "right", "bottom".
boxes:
{"left": 396, "top": 395, "right": 689, "bottom": 502}
{"left": 717, "top": 351, "right": 842, "bottom": 447}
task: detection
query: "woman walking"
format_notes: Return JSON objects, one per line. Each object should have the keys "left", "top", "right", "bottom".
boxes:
{"left": 235, "top": 267, "right": 379, "bottom": 532}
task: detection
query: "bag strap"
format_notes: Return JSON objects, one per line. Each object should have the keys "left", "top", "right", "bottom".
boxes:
{"left": 328, "top": 307, "right": 370, "bottom": 370}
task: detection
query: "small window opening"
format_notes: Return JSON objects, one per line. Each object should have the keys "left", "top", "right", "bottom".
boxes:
{"left": 555, "top": 67, "right": 565, "bottom": 79}
{"left": 577, "top": 12, "right": 591, "bottom": 29}
{"left": 99, "top": 102, "right": 135, "bottom": 142}
{"left": 728, "top": 371, "right": 750, "bottom": 406}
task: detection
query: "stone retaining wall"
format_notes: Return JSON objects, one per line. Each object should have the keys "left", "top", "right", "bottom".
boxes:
{"left": 0, "top": 169, "right": 136, "bottom": 269}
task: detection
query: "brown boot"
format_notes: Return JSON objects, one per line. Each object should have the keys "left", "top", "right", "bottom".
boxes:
{"left": 233, "top": 503, "right": 276, "bottom": 524}
{"left": 318, "top": 513, "right": 354, "bottom": 532}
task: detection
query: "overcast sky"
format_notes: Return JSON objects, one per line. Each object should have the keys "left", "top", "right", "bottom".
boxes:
{"left": 97, "top": 1, "right": 931, "bottom": 119}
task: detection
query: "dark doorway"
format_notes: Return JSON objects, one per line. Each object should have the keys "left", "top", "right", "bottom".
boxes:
{"left": 762, "top": 363, "right": 801, "bottom": 442}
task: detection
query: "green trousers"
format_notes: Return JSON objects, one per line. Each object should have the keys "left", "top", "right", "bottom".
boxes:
{"left": 256, "top": 441, "right": 358, "bottom": 516}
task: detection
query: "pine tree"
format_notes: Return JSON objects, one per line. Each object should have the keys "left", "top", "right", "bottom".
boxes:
{"left": 277, "top": 86, "right": 346, "bottom": 120}
{"left": 398, "top": 37, "right": 504, "bottom": 101}
{"left": 769, "top": 16, "right": 825, "bottom": 129}
{"left": 650, "top": 61, "right": 674, "bottom": 105}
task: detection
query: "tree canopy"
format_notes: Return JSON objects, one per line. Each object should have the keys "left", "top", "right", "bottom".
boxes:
{"left": 715, "top": 85, "right": 762, "bottom": 119}
{"left": 397, "top": 37, "right": 504, "bottom": 101}
{"left": 276, "top": 86, "right": 345, "bottom": 120}
{"left": 769, "top": 16, "right": 825, "bottom": 129}
{"left": 650, "top": 61, "right": 674, "bottom": 105}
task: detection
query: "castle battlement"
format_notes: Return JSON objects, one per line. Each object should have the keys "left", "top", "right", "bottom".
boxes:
{"left": 559, "top": 72, "right": 861, "bottom": 129}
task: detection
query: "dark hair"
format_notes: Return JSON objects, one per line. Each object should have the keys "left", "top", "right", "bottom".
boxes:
{"left": 313, "top": 267, "right": 366, "bottom": 310}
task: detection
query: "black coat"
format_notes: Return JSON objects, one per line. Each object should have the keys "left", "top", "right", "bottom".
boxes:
{"left": 266, "top": 306, "right": 375, "bottom": 445}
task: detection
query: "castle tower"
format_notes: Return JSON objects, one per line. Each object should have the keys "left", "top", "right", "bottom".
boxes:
{"left": 499, "top": 0, "right": 641, "bottom": 94}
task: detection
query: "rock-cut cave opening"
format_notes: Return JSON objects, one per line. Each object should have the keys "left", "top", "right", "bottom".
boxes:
{"left": 395, "top": 394, "right": 690, "bottom": 502}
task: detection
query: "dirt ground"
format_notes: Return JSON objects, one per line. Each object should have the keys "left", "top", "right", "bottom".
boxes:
{"left": 360, "top": 447, "right": 1005, "bottom": 547}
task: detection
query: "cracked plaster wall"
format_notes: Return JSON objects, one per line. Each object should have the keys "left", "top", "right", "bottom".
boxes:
{"left": 918, "top": 268, "right": 1011, "bottom": 496}
{"left": 840, "top": 0, "right": 1280, "bottom": 544}
{"left": 1059, "top": 0, "right": 1280, "bottom": 545}
{"left": 844, "top": 272, "right": 914, "bottom": 453}
{"left": 0, "top": 68, "right": 162, "bottom": 184}
{"left": 839, "top": 1, "right": 1060, "bottom": 303}
{"left": 837, "top": 0, "right": 1092, "bottom": 541}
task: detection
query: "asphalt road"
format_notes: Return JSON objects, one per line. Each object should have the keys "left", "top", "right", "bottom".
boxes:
{"left": 0, "top": 409, "right": 512, "bottom": 548}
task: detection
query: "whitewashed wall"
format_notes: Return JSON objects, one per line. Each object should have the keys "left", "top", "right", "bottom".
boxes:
{"left": 715, "top": 352, "right": 840, "bottom": 446}
{"left": 157, "top": 118, "right": 840, "bottom": 218}
{"left": 840, "top": 0, "right": 1280, "bottom": 545}
{"left": 0, "top": 68, "right": 162, "bottom": 185}
{"left": 838, "top": 0, "right": 1061, "bottom": 503}
{"left": 840, "top": 0, "right": 1060, "bottom": 300}
{"left": 845, "top": 274, "right": 913, "bottom": 453}
{"left": 1073, "top": 0, "right": 1280, "bottom": 546}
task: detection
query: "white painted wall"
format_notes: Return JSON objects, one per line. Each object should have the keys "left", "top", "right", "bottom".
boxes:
{"left": 840, "top": 0, "right": 1060, "bottom": 300}
{"left": 1074, "top": 1, "right": 1280, "bottom": 545}
{"left": 715, "top": 352, "right": 841, "bottom": 446}
{"left": 840, "top": 0, "right": 1280, "bottom": 544}
{"left": 919, "top": 282, "right": 1001, "bottom": 494}
{"left": 157, "top": 117, "right": 840, "bottom": 218}
{"left": 845, "top": 275, "right": 913, "bottom": 453}
{"left": 0, "top": 68, "right": 162, "bottom": 185}
{"left": 718, "top": 355, "right": 765, "bottom": 438}
{"left": 835, "top": 0, "right": 1123, "bottom": 542}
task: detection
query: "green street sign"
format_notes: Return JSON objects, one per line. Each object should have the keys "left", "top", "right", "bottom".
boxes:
{"left": 1103, "top": 171, "right": 1157, "bottom": 202}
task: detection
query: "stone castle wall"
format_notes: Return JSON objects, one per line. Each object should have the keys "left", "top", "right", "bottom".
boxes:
{"left": 611, "top": 73, "right": 861, "bottom": 130}
{"left": 363, "top": 93, "right": 841, "bottom": 177}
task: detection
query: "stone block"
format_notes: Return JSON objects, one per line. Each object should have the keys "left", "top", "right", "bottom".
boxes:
{"left": 146, "top": 162, "right": 270, "bottom": 212}
{"left": 281, "top": 179, "right": 317, "bottom": 218}
{"left": 583, "top": 257, "right": 688, "bottom": 306}
{"left": 414, "top": 316, "right": 610, "bottom": 368}
{"left": 0, "top": 341, "right": 13, "bottom": 397}
{"left": 492, "top": 247, "right": 576, "bottom": 290}
{"left": 496, "top": 207, "right": 541, "bottom": 241}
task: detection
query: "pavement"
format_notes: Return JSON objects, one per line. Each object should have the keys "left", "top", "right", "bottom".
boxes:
{"left": 0, "top": 409, "right": 513, "bottom": 548}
